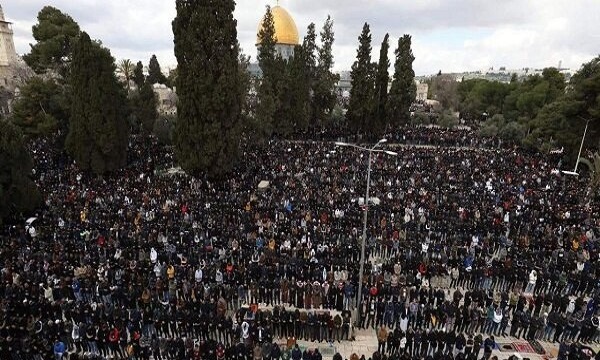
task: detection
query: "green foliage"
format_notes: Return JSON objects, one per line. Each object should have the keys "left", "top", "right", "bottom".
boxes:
{"left": 312, "top": 16, "right": 339, "bottom": 129}
{"left": 153, "top": 115, "right": 176, "bottom": 145}
{"left": 411, "top": 110, "right": 431, "bottom": 126}
{"left": 257, "top": 6, "right": 278, "bottom": 79}
{"left": 255, "top": 6, "right": 278, "bottom": 140}
{"left": 458, "top": 79, "right": 511, "bottom": 120}
{"left": 437, "top": 110, "right": 459, "bottom": 129}
{"left": 346, "top": 23, "right": 375, "bottom": 134}
{"left": 499, "top": 121, "right": 526, "bottom": 142}
{"left": 172, "top": 0, "right": 242, "bottom": 177}
{"left": 373, "top": 33, "right": 390, "bottom": 136}
{"left": 388, "top": 34, "right": 416, "bottom": 127}
{"left": 131, "top": 81, "right": 158, "bottom": 135}
{"left": 10, "top": 77, "right": 68, "bottom": 136}
{"left": 566, "top": 56, "right": 600, "bottom": 145}
{"left": 527, "top": 58, "right": 600, "bottom": 157}
{"left": 23, "top": 6, "right": 81, "bottom": 76}
{"left": 65, "top": 32, "right": 130, "bottom": 174}
{"left": 147, "top": 54, "right": 167, "bottom": 85}
{"left": 287, "top": 45, "right": 310, "bottom": 133}
{"left": 271, "top": 59, "right": 294, "bottom": 137}
{"left": 117, "top": 59, "right": 134, "bottom": 91}
{"left": 478, "top": 114, "right": 505, "bottom": 137}
{"left": 133, "top": 61, "right": 145, "bottom": 89}
{"left": 0, "top": 120, "right": 42, "bottom": 224}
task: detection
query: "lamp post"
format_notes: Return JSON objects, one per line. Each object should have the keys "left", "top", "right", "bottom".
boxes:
{"left": 562, "top": 117, "right": 591, "bottom": 176}
{"left": 334, "top": 138, "right": 398, "bottom": 325}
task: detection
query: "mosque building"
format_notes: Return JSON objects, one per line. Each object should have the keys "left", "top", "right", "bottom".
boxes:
{"left": 256, "top": 3, "right": 299, "bottom": 61}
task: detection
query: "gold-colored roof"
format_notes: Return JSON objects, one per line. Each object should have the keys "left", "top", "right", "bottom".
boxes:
{"left": 256, "top": 5, "right": 299, "bottom": 46}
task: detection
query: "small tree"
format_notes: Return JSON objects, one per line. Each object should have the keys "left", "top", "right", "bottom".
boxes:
{"left": 117, "top": 59, "right": 134, "bottom": 91}
{"left": 147, "top": 54, "right": 167, "bottom": 85}
{"left": 10, "top": 77, "right": 69, "bottom": 136}
{"left": 133, "top": 61, "right": 145, "bottom": 89}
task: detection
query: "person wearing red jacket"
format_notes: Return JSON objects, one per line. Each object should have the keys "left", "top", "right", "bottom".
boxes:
{"left": 108, "top": 327, "right": 120, "bottom": 359}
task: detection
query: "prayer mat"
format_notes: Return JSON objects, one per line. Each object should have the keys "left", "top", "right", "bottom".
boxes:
{"left": 528, "top": 339, "right": 546, "bottom": 354}
{"left": 513, "top": 342, "right": 535, "bottom": 353}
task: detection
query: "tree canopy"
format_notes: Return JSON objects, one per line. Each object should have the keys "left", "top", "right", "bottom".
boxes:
{"left": 23, "top": 6, "right": 81, "bottom": 76}
{"left": 388, "top": 34, "right": 416, "bottom": 127}
{"left": 373, "top": 33, "right": 390, "bottom": 136}
{"left": 65, "top": 32, "right": 129, "bottom": 174}
{"left": 10, "top": 77, "right": 69, "bottom": 137}
{"left": 147, "top": 54, "right": 167, "bottom": 85}
{"left": 346, "top": 23, "right": 374, "bottom": 134}
{"left": 172, "top": 0, "right": 242, "bottom": 177}
{"left": 0, "top": 120, "right": 41, "bottom": 224}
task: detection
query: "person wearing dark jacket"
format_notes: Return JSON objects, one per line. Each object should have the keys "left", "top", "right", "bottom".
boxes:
{"left": 482, "top": 336, "right": 495, "bottom": 360}
{"left": 473, "top": 333, "right": 483, "bottom": 359}
{"left": 455, "top": 333, "right": 466, "bottom": 355}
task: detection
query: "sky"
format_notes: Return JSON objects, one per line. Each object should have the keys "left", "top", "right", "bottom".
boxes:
{"left": 3, "top": 0, "right": 600, "bottom": 76}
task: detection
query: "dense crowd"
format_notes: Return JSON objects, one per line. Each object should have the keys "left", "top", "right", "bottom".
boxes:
{"left": 0, "top": 126, "right": 598, "bottom": 360}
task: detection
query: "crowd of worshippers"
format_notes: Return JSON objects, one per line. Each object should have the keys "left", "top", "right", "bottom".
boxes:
{"left": 293, "top": 124, "right": 499, "bottom": 149}
{"left": 0, "top": 125, "right": 599, "bottom": 360}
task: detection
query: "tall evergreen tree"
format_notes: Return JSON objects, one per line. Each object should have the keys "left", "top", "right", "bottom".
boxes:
{"left": 374, "top": 34, "right": 390, "bottom": 135}
{"left": 346, "top": 23, "right": 375, "bottom": 134}
{"left": 65, "top": 32, "right": 129, "bottom": 174}
{"left": 0, "top": 120, "right": 41, "bottom": 224}
{"left": 288, "top": 45, "right": 310, "bottom": 133}
{"left": 132, "top": 81, "right": 158, "bottom": 135}
{"left": 255, "top": 6, "right": 279, "bottom": 141}
{"left": 147, "top": 54, "right": 167, "bottom": 85}
{"left": 133, "top": 61, "right": 145, "bottom": 89}
{"left": 388, "top": 34, "right": 416, "bottom": 126}
{"left": 301, "top": 23, "right": 317, "bottom": 131}
{"left": 172, "top": 0, "right": 242, "bottom": 176}
{"left": 313, "top": 16, "right": 339, "bottom": 129}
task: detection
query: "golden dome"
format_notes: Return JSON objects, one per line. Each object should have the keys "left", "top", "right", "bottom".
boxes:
{"left": 256, "top": 5, "right": 300, "bottom": 46}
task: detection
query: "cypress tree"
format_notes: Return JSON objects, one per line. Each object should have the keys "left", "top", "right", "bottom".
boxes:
{"left": 299, "top": 23, "right": 317, "bottom": 132}
{"left": 147, "top": 54, "right": 167, "bottom": 85}
{"left": 374, "top": 34, "right": 390, "bottom": 135}
{"left": 287, "top": 45, "right": 310, "bottom": 134}
{"left": 132, "top": 81, "right": 158, "bottom": 135}
{"left": 255, "top": 6, "right": 279, "bottom": 141}
{"left": 313, "top": 16, "right": 339, "bottom": 130}
{"left": 172, "top": 0, "right": 242, "bottom": 176}
{"left": 133, "top": 61, "right": 145, "bottom": 89}
{"left": 388, "top": 34, "right": 416, "bottom": 126}
{"left": 0, "top": 120, "right": 41, "bottom": 224}
{"left": 65, "top": 32, "right": 129, "bottom": 174}
{"left": 346, "top": 23, "right": 375, "bottom": 135}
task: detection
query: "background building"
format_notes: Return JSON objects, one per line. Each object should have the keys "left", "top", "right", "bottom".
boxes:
{"left": 0, "top": 4, "right": 34, "bottom": 115}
